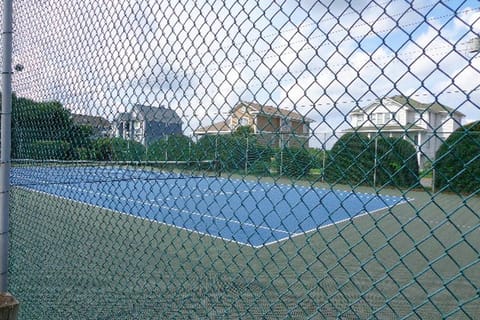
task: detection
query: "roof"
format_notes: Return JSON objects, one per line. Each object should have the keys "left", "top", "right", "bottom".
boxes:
{"left": 116, "top": 112, "right": 132, "bottom": 121}
{"left": 71, "top": 114, "right": 111, "bottom": 128}
{"left": 388, "top": 96, "right": 465, "bottom": 116}
{"left": 344, "top": 123, "right": 427, "bottom": 133}
{"left": 114, "top": 104, "right": 182, "bottom": 124}
{"left": 132, "top": 104, "right": 182, "bottom": 124}
{"left": 234, "top": 101, "right": 314, "bottom": 122}
{"left": 194, "top": 121, "right": 231, "bottom": 134}
{"left": 351, "top": 95, "right": 465, "bottom": 117}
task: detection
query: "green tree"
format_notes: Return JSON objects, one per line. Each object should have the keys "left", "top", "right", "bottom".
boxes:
{"left": 233, "top": 125, "right": 253, "bottom": 137}
{"left": 325, "top": 133, "right": 419, "bottom": 188}
{"left": 275, "top": 147, "right": 314, "bottom": 178}
{"left": 147, "top": 135, "right": 194, "bottom": 161}
{"left": 434, "top": 121, "right": 480, "bottom": 193}
{"left": 91, "top": 137, "right": 145, "bottom": 161}
{"left": 11, "top": 95, "right": 94, "bottom": 159}
{"left": 324, "top": 133, "right": 373, "bottom": 185}
{"left": 194, "top": 133, "right": 272, "bottom": 174}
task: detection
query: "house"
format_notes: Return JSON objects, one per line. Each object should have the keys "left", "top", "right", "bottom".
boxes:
{"left": 194, "top": 101, "right": 314, "bottom": 148}
{"left": 345, "top": 95, "right": 465, "bottom": 169}
{"left": 71, "top": 114, "right": 111, "bottom": 138}
{"left": 112, "top": 104, "right": 182, "bottom": 145}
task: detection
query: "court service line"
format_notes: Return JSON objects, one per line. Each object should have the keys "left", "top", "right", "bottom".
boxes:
{"left": 259, "top": 199, "right": 412, "bottom": 248}
{"left": 29, "top": 180, "right": 291, "bottom": 236}
{"left": 14, "top": 185, "right": 260, "bottom": 248}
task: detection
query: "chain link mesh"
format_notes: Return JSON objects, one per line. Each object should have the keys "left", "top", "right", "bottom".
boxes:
{"left": 2, "top": 0, "right": 479, "bottom": 318}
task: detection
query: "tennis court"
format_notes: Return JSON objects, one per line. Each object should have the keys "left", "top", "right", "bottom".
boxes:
{"left": 11, "top": 165, "right": 409, "bottom": 247}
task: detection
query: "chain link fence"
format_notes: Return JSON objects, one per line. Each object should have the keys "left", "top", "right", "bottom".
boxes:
{"left": 2, "top": 0, "right": 479, "bottom": 318}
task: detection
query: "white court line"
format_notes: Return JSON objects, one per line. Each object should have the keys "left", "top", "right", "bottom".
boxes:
{"left": 15, "top": 185, "right": 259, "bottom": 248}
{"left": 12, "top": 170, "right": 414, "bottom": 249}
{"left": 14, "top": 174, "right": 290, "bottom": 236}
{"left": 258, "top": 199, "right": 412, "bottom": 248}
{"left": 164, "top": 187, "right": 265, "bottom": 202}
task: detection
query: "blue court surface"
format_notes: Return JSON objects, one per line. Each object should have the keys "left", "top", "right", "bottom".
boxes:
{"left": 11, "top": 166, "right": 409, "bottom": 248}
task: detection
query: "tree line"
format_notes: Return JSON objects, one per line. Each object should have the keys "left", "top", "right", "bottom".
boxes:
{"left": 10, "top": 96, "right": 479, "bottom": 193}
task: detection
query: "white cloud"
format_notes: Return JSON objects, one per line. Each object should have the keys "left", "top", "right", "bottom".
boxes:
{"left": 11, "top": 0, "right": 480, "bottom": 141}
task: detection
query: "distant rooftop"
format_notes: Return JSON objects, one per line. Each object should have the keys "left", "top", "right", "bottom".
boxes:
{"left": 235, "top": 101, "right": 314, "bottom": 122}
{"left": 351, "top": 95, "right": 465, "bottom": 117}
{"left": 71, "top": 114, "right": 111, "bottom": 127}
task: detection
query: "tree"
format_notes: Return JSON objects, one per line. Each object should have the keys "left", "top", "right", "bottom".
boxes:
{"left": 11, "top": 95, "right": 94, "bottom": 159}
{"left": 194, "top": 133, "right": 272, "bottom": 173}
{"left": 275, "top": 146, "right": 314, "bottom": 178}
{"left": 147, "top": 135, "right": 194, "bottom": 161}
{"left": 434, "top": 121, "right": 480, "bottom": 193}
{"left": 91, "top": 137, "right": 145, "bottom": 161}
{"left": 325, "top": 133, "right": 419, "bottom": 188}
{"left": 233, "top": 125, "right": 253, "bottom": 137}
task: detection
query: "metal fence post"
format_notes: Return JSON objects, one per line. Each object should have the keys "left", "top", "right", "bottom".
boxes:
{"left": 0, "top": 0, "right": 13, "bottom": 294}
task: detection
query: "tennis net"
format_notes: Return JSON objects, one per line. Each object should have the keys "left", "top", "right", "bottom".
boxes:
{"left": 11, "top": 159, "right": 220, "bottom": 187}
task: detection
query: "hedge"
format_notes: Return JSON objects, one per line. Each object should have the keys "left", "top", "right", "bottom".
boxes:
{"left": 434, "top": 121, "right": 480, "bottom": 194}
{"left": 147, "top": 135, "right": 194, "bottom": 161}
{"left": 274, "top": 147, "right": 314, "bottom": 178}
{"left": 195, "top": 134, "right": 272, "bottom": 173}
{"left": 24, "top": 140, "right": 72, "bottom": 160}
{"left": 91, "top": 137, "right": 145, "bottom": 161}
{"left": 325, "top": 133, "right": 419, "bottom": 187}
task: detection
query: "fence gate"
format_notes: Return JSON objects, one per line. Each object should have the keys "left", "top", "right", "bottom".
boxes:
{"left": 2, "top": 0, "right": 479, "bottom": 319}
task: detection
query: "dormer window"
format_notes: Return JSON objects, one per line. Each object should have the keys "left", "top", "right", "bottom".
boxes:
{"left": 356, "top": 115, "right": 364, "bottom": 126}
{"left": 371, "top": 113, "right": 393, "bottom": 125}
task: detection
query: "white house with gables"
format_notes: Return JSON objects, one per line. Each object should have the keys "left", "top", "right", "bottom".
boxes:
{"left": 346, "top": 96, "right": 465, "bottom": 169}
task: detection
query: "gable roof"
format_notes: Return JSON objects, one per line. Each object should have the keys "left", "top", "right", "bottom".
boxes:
{"left": 132, "top": 104, "right": 182, "bottom": 123}
{"left": 233, "top": 101, "right": 314, "bottom": 122}
{"left": 194, "top": 121, "right": 231, "bottom": 134}
{"left": 388, "top": 95, "right": 465, "bottom": 116}
{"left": 351, "top": 95, "right": 465, "bottom": 117}
{"left": 71, "top": 114, "right": 111, "bottom": 128}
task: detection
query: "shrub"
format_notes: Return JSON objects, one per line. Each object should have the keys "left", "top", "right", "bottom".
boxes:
{"left": 324, "top": 133, "right": 373, "bottom": 185}
{"left": 434, "top": 121, "right": 480, "bottom": 194}
{"left": 374, "top": 137, "right": 419, "bottom": 188}
{"left": 91, "top": 137, "right": 145, "bottom": 161}
{"left": 247, "top": 160, "right": 271, "bottom": 175}
{"left": 25, "top": 140, "right": 72, "bottom": 160}
{"left": 275, "top": 147, "right": 314, "bottom": 178}
{"left": 325, "top": 133, "right": 419, "bottom": 188}
{"left": 147, "top": 135, "right": 194, "bottom": 161}
{"left": 195, "top": 134, "right": 272, "bottom": 173}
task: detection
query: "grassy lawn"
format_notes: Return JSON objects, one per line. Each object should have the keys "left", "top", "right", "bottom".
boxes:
{"left": 8, "top": 183, "right": 479, "bottom": 319}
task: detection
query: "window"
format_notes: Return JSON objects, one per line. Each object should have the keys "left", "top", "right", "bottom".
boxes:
{"left": 356, "top": 115, "right": 364, "bottom": 126}
{"left": 239, "top": 117, "right": 248, "bottom": 126}
{"left": 371, "top": 113, "right": 392, "bottom": 125}
{"left": 280, "top": 118, "right": 291, "bottom": 132}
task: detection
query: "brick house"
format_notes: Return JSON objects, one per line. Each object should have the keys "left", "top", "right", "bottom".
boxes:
{"left": 194, "top": 101, "right": 313, "bottom": 148}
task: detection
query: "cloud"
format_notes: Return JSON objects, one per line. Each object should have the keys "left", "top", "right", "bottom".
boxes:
{"left": 11, "top": 0, "right": 480, "bottom": 142}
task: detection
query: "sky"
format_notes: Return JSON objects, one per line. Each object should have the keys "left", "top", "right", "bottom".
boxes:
{"left": 8, "top": 0, "right": 480, "bottom": 148}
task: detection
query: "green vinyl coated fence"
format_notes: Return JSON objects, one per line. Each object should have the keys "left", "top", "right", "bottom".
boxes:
{"left": 2, "top": 0, "right": 479, "bottom": 319}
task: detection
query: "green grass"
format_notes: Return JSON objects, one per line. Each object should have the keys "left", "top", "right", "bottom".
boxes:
{"left": 8, "top": 184, "right": 480, "bottom": 319}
